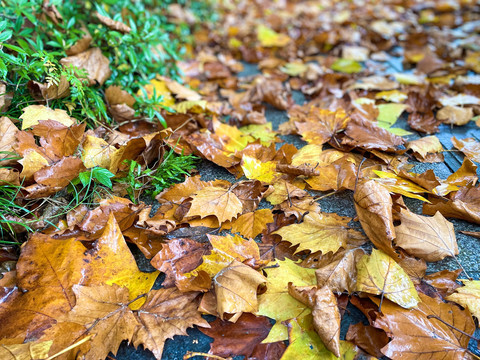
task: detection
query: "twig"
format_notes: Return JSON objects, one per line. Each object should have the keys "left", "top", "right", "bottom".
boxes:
{"left": 426, "top": 315, "right": 480, "bottom": 342}
{"left": 183, "top": 352, "right": 230, "bottom": 360}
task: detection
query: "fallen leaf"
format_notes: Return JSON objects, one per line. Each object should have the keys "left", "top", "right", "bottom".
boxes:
{"left": 406, "top": 135, "right": 444, "bottom": 162}
{"left": 34, "top": 156, "right": 85, "bottom": 188}
{"left": 373, "top": 293, "right": 475, "bottom": 360}
{"left": 241, "top": 155, "right": 278, "bottom": 183}
{"left": 330, "top": 58, "right": 362, "bottom": 74}
{"left": 295, "top": 108, "right": 350, "bottom": 146}
{"left": 346, "top": 323, "right": 389, "bottom": 358}
{"left": 228, "top": 209, "right": 274, "bottom": 239}
{"left": 199, "top": 313, "right": 272, "bottom": 358}
{"left": 132, "top": 288, "right": 208, "bottom": 359}
{"left": 94, "top": 11, "right": 131, "bottom": 33}
{"left": 66, "top": 284, "right": 139, "bottom": 360}
{"left": 446, "top": 280, "right": 480, "bottom": 320}
{"left": 356, "top": 249, "right": 420, "bottom": 309}
{"left": 354, "top": 180, "right": 397, "bottom": 258}
{"left": 0, "top": 340, "right": 53, "bottom": 360}
{"left": 186, "top": 186, "right": 243, "bottom": 223}
{"left": 60, "top": 48, "right": 111, "bottom": 86}
{"left": 214, "top": 260, "right": 266, "bottom": 321}
{"left": 452, "top": 137, "right": 480, "bottom": 163}
{"left": 257, "top": 24, "right": 290, "bottom": 47}
{"left": 20, "top": 105, "right": 74, "bottom": 130}
{"left": 395, "top": 210, "right": 458, "bottom": 262}
{"left": 273, "top": 212, "right": 362, "bottom": 255}
{"left": 437, "top": 106, "right": 474, "bottom": 126}
{"left": 0, "top": 117, "right": 19, "bottom": 165}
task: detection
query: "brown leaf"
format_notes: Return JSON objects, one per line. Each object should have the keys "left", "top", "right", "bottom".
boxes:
{"left": 446, "top": 158, "right": 478, "bottom": 188}
{"left": 199, "top": 313, "right": 272, "bottom": 358}
{"left": 406, "top": 135, "right": 444, "bottom": 162}
{"left": 423, "top": 269, "right": 462, "bottom": 298}
{"left": 132, "top": 288, "right": 208, "bottom": 359}
{"left": 65, "top": 31, "right": 92, "bottom": 56}
{"left": 28, "top": 76, "right": 70, "bottom": 101}
{"left": 231, "top": 180, "right": 268, "bottom": 213}
{"left": 66, "top": 284, "right": 139, "bottom": 360}
{"left": 274, "top": 196, "right": 320, "bottom": 219}
{"left": 354, "top": 180, "right": 397, "bottom": 258}
{"left": 395, "top": 210, "right": 458, "bottom": 262}
{"left": 150, "top": 238, "right": 210, "bottom": 290}
{"left": 214, "top": 260, "right": 266, "bottom": 321}
{"left": 372, "top": 293, "right": 475, "bottom": 360}
{"left": 60, "top": 48, "right": 111, "bottom": 86}
{"left": 343, "top": 117, "right": 405, "bottom": 152}
{"left": 407, "top": 111, "right": 440, "bottom": 134}
{"left": 94, "top": 12, "right": 131, "bottom": 33}
{"left": 295, "top": 108, "right": 350, "bottom": 146}
{"left": 452, "top": 137, "right": 480, "bottom": 163}
{"left": 275, "top": 163, "right": 320, "bottom": 177}
{"left": 346, "top": 323, "right": 389, "bottom": 358}
{"left": 437, "top": 106, "right": 474, "bottom": 126}
{"left": 0, "top": 341, "right": 53, "bottom": 360}
{"left": 32, "top": 120, "right": 85, "bottom": 160}
{"left": 0, "top": 117, "right": 19, "bottom": 165}
{"left": 423, "top": 187, "right": 480, "bottom": 225}
{"left": 33, "top": 156, "right": 85, "bottom": 188}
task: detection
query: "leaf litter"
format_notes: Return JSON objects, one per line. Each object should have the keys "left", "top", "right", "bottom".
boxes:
{"left": 1, "top": 0, "right": 480, "bottom": 359}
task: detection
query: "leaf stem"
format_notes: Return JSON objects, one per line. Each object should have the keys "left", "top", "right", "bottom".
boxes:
{"left": 426, "top": 314, "right": 480, "bottom": 342}
{"left": 45, "top": 335, "right": 93, "bottom": 360}
{"left": 183, "top": 351, "right": 230, "bottom": 360}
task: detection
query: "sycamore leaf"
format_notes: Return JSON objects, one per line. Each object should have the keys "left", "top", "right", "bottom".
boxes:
{"left": 290, "top": 144, "right": 324, "bottom": 167}
{"left": 354, "top": 180, "right": 398, "bottom": 258}
{"left": 395, "top": 210, "right": 458, "bottom": 262}
{"left": 214, "top": 260, "right": 267, "bottom": 321}
{"left": 66, "top": 284, "right": 139, "bottom": 360}
{"left": 452, "top": 137, "right": 480, "bottom": 163}
{"left": 406, "top": 135, "right": 444, "bottom": 161}
{"left": 85, "top": 213, "right": 158, "bottom": 309}
{"left": 132, "top": 288, "right": 209, "bottom": 359}
{"left": 295, "top": 108, "right": 350, "bottom": 146}
{"left": 20, "top": 105, "right": 74, "bottom": 130}
{"left": 241, "top": 155, "right": 278, "bottom": 183}
{"left": 315, "top": 248, "right": 366, "bottom": 294}
{"left": 437, "top": 106, "right": 474, "bottom": 126}
{"left": 281, "top": 316, "right": 366, "bottom": 360}
{"left": 273, "top": 212, "right": 362, "bottom": 255}
{"left": 446, "top": 280, "right": 480, "bottom": 320}
{"left": 266, "top": 181, "right": 308, "bottom": 205}
{"left": 228, "top": 209, "right": 274, "bottom": 239}
{"left": 257, "top": 24, "right": 290, "bottom": 47}
{"left": 187, "top": 234, "right": 261, "bottom": 279}
{"left": 356, "top": 249, "right": 420, "bottom": 309}
{"left": 199, "top": 313, "right": 277, "bottom": 358}
{"left": 186, "top": 186, "right": 243, "bottom": 223}
{"left": 257, "top": 259, "right": 316, "bottom": 328}
{"left": 372, "top": 170, "right": 431, "bottom": 202}
{"left": 373, "top": 293, "right": 475, "bottom": 360}
{"left": 0, "top": 341, "right": 52, "bottom": 360}
{"left": 240, "top": 123, "right": 278, "bottom": 146}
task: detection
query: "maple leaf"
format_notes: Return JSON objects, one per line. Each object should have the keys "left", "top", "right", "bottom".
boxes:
{"left": 295, "top": 108, "right": 350, "bottom": 146}
{"left": 66, "top": 284, "right": 139, "bottom": 360}
{"left": 395, "top": 210, "right": 459, "bottom": 262}
{"left": 372, "top": 293, "right": 475, "bottom": 360}
{"left": 199, "top": 313, "right": 275, "bottom": 358}
{"left": 214, "top": 260, "right": 267, "bottom": 321}
{"left": 132, "top": 288, "right": 209, "bottom": 359}
{"left": 356, "top": 249, "right": 420, "bottom": 309}
{"left": 186, "top": 185, "right": 243, "bottom": 223}
{"left": 446, "top": 280, "right": 480, "bottom": 320}
{"left": 226, "top": 208, "right": 274, "bottom": 239}
{"left": 354, "top": 180, "right": 398, "bottom": 258}
{"left": 273, "top": 212, "right": 363, "bottom": 255}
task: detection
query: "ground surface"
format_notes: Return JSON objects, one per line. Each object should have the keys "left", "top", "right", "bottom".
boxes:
{"left": 113, "top": 62, "right": 480, "bottom": 359}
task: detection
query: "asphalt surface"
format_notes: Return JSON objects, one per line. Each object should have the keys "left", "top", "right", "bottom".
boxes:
{"left": 114, "top": 63, "right": 480, "bottom": 360}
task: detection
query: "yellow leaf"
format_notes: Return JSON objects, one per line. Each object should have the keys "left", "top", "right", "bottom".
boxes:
{"left": 214, "top": 260, "right": 266, "bottom": 321}
{"left": 241, "top": 155, "right": 278, "bottom": 183}
{"left": 290, "top": 144, "right": 323, "bottom": 167}
{"left": 139, "top": 79, "right": 175, "bottom": 108}
{"left": 20, "top": 105, "right": 74, "bottom": 129}
{"left": 447, "top": 280, "right": 480, "bottom": 319}
{"left": 373, "top": 170, "right": 431, "bottom": 202}
{"left": 19, "top": 150, "right": 49, "bottom": 179}
{"left": 239, "top": 123, "right": 278, "bottom": 146}
{"left": 81, "top": 135, "right": 118, "bottom": 169}
{"left": 186, "top": 186, "right": 243, "bottom": 223}
{"left": 356, "top": 249, "right": 420, "bottom": 309}
{"left": 174, "top": 100, "right": 207, "bottom": 114}
{"left": 280, "top": 62, "right": 308, "bottom": 76}
{"left": 0, "top": 340, "right": 53, "bottom": 360}
{"left": 375, "top": 90, "right": 408, "bottom": 103}
{"left": 257, "top": 24, "right": 290, "bottom": 47}
{"left": 273, "top": 212, "right": 362, "bottom": 255}
{"left": 229, "top": 209, "right": 274, "bottom": 239}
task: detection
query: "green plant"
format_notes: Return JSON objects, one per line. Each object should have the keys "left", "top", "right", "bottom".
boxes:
{"left": 116, "top": 149, "right": 197, "bottom": 203}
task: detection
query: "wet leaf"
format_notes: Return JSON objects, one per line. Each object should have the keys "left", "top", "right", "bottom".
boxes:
{"left": 446, "top": 280, "right": 480, "bottom": 320}
{"left": 186, "top": 186, "right": 243, "bottom": 223}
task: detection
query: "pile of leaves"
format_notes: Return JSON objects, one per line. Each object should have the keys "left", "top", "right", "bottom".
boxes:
{"left": 2, "top": 0, "right": 480, "bottom": 359}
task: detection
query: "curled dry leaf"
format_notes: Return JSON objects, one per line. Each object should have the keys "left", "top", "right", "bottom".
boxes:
{"left": 354, "top": 180, "right": 398, "bottom": 258}
{"left": 452, "top": 137, "right": 480, "bottom": 163}
{"left": 214, "top": 260, "right": 267, "bottom": 321}
{"left": 273, "top": 212, "right": 363, "bottom": 255}
{"left": 395, "top": 210, "right": 458, "bottom": 262}
{"left": 60, "top": 48, "right": 111, "bottom": 86}
{"left": 356, "top": 249, "right": 420, "bottom": 309}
